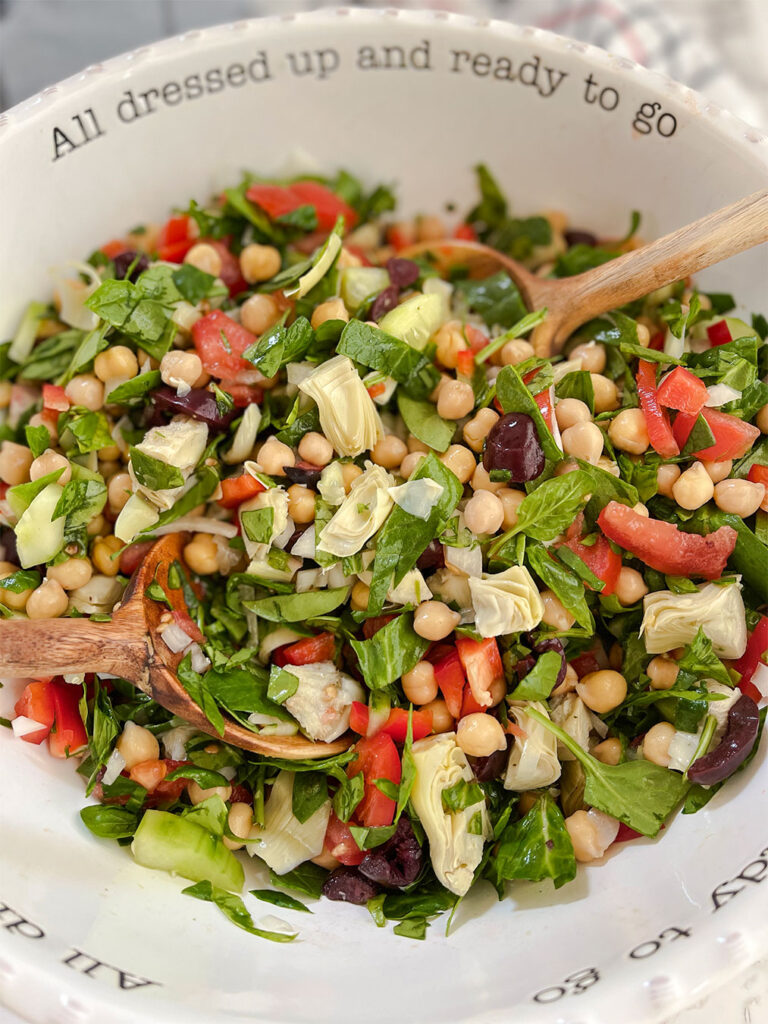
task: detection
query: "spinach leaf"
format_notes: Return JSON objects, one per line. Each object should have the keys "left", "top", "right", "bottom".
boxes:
{"left": 24, "top": 424, "right": 50, "bottom": 459}
{"left": 382, "top": 886, "right": 457, "bottom": 921}
{"left": 18, "top": 329, "right": 81, "bottom": 381}
{"left": 508, "top": 650, "right": 562, "bottom": 701}
{"left": 165, "top": 765, "right": 229, "bottom": 788}
{"left": 106, "top": 370, "right": 162, "bottom": 405}
{"left": 266, "top": 666, "right": 299, "bottom": 705}
{"left": 240, "top": 507, "right": 274, "bottom": 544}
{"left": 495, "top": 364, "right": 561, "bottom": 460}
{"left": 350, "top": 613, "right": 430, "bottom": 690}
{"left": 680, "top": 414, "right": 716, "bottom": 457}
{"left": 292, "top": 772, "right": 328, "bottom": 824}
{"left": 456, "top": 272, "right": 527, "bottom": 329}
{"left": 397, "top": 393, "right": 454, "bottom": 453}
{"left": 338, "top": 320, "right": 440, "bottom": 399}
{"left": 79, "top": 805, "right": 138, "bottom": 840}
{"left": 182, "top": 881, "right": 297, "bottom": 942}
{"left": 676, "top": 628, "right": 733, "bottom": 689}
{"left": 60, "top": 409, "right": 114, "bottom": 454}
{"left": 491, "top": 794, "right": 576, "bottom": 891}
{"left": 554, "top": 245, "right": 618, "bottom": 277}
{"left": 333, "top": 773, "right": 364, "bottom": 822}
{"left": 148, "top": 466, "right": 220, "bottom": 531}
{"left": 249, "top": 889, "right": 312, "bottom": 913}
{"left": 555, "top": 544, "right": 605, "bottom": 591}
{"left": 592, "top": 311, "right": 681, "bottom": 365}
{"left": 495, "top": 471, "right": 592, "bottom": 544}
{"left": 555, "top": 370, "right": 594, "bottom": 412}
{"left": 269, "top": 863, "right": 328, "bottom": 900}
{"left": 466, "top": 163, "right": 507, "bottom": 230}
{"left": 129, "top": 447, "right": 185, "bottom": 490}
{"left": 244, "top": 586, "right": 349, "bottom": 623}
{"left": 525, "top": 543, "right": 594, "bottom": 632}
{"left": 171, "top": 264, "right": 218, "bottom": 304}
{"left": 441, "top": 778, "right": 484, "bottom": 813}
{"left": 393, "top": 918, "right": 429, "bottom": 940}
{"left": 243, "top": 316, "right": 312, "bottom": 378}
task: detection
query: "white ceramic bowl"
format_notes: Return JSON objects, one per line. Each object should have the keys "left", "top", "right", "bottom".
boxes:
{"left": 1, "top": 9, "right": 767, "bottom": 1024}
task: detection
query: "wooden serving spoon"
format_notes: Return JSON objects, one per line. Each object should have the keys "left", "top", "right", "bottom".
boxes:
{"left": 403, "top": 188, "right": 768, "bottom": 356}
{"left": 0, "top": 533, "right": 351, "bottom": 759}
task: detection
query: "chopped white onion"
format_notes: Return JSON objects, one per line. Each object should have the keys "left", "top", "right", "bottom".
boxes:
{"left": 63, "top": 673, "right": 85, "bottom": 686}
{"left": 52, "top": 261, "right": 100, "bottom": 331}
{"left": 161, "top": 622, "right": 194, "bottom": 654}
{"left": 150, "top": 516, "right": 238, "bottom": 539}
{"left": 11, "top": 716, "right": 46, "bottom": 739}
{"left": 223, "top": 404, "right": 261, "bottom": 466}
{"left": 273, "top": 517, "right": 296, "bottom": 550}
{"left": 705, "top": 384, "right": 742, "bottom": 407}
{"left": 188, "top": 642, "right": 211, "bottom": 674}
{"left": 751, "top": 662, "right": 768, "bottom": 701}
{"left": 291, "top": 527, "right": 316, "bottom": 559}
{"left": 325, "top": 563, "right": 351, "bottom": 589}
{"left": 296, "top": 568, "right": 320, "bottom": 593}
{"left": 444, "top": 542, "right": 483, "bottom": 578}
{"left": 102, "top": 747, "right": 127, "bottom": 786}
{"left": 219, "top": 765, "right": 237, "bottom": 782}
{"left": 246, "top": 712, "right": 298, "bottom": 736}
{"left": 161, "top": 725, "right": 198, "bottom": 761}
{"left": 587, "top": 808, "right": 621, "bottom": 853}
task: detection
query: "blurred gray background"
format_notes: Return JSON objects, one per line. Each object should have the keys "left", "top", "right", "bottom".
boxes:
{"left": 1, "top": 0, "right": 767, "bottom": 128}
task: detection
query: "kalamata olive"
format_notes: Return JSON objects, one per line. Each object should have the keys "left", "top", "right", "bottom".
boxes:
{"left": 687, "top": 694, "right": 760, "bottom": 786}
{"left": 321, "top": 867, "right": 380, "bottom": 905}
{"left": 151, "top": 386, "right": 236, "bottom": 431}
{"left": 358, "top": 817, "right": 423, "bottom": 888}
{"left": 113, "top": 249, "right": 150, "bottom": 282}
{"left": 370, "top": 285, "right": 400, "bottom": 321}
{"left": 416, "top": 538, "right": 445, "bottom": 573}
{"left": 0, "top": 527, "right": 18, "bottom": 565}
{"left": 483, "top": 412, "right": 545, "bottom": 482}
{"left": 469, "top": 737, "right": 511, "bottom": 782}
{"left": 284, "top": 464, "right": 322, "bottom": 488}
{"left": 564, "top": 230, "right": 597, "bottom": 248}
{"left": 386, "top": 257, "right": 421, "bottom": 289}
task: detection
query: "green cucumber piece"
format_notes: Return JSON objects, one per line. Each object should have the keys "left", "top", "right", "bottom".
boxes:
{"left": 378, "top": 293, "right": 444, "bottom": 351}
{"left": 340, "top": 267, "right": 390, "bottom": 311}
{"left": 15, "top": 483, "right": 66, "bottom": 568}
{"left": 131, "top": 809, "right": 244, "bottom": 892}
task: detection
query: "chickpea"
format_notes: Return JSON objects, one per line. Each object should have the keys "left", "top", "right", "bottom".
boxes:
{"left": 408, "top": 435, "right": 431, "bottom": 454}
{"left": 0, "top": 441, "right": 34, "bottom": 485}
{"left": 561, "top": 421, "right": 604, "bottom": 465}
{"left": 413, "top": 600, "right": 460, "bottom": 641}
{"left": 702, "top": 459, "right": 732, "bottom": 483}
{"left": 590, "top": 373, "right": 620, "bottom": 413}
{"left": 642, "top": 721, "right": 676, "bottom": 768}
{"left": 597, "top": 456, "right": 621, "bottom": 477}
{"left": 402, "top": 661, "right": 438, "bottom": 705}
{"left": 0, "top": 571, "right": 31, "bottom": 610}
{"left": 463, "top": 408, "right": 499, "bottom": 452}
{"left": 555, "top": 398, "right": 591, "bottom": 431}
{"left": 576, "top": 669, "right": 627, "bottom": 713}
{"left": 184, "top": 533, "right": 218, "bottom": 575}
{"left": 591, "top": 737, "right": 622, "bottom": 766}
{"left": 756, "top": 402, "right": 768, "bottom": 434}
{"left": 29, "top": 449, "right": 71, "bottom": 485}
{"left": 116, "top": 721, "right": 160, "bottom": 770}
{"left": 470, "top": 463, "right": 504, "bottom": 493}
{"left": 287, "top": 484, "right": 316, "bottom": 524}
{"left": 636, "top": 323, "right": 651, "bottom": 348}
{"left": 421, "top": 698, "right": 453, "bottom": 734}
{"left": 439, "top": 445, "right": 476, "bottom": 484}
{"left": 371, "top": 434, "right": 408, "bottom": 470}
{"left": 223, "top": 801, "right": 253, "bottom": 852}
{"left": 500, "top": 339, "right": 535, "bottom": 366}
{"left": 350, "top": 581, "right": 370, "bottom": 611}
{"left": 340, "top": 463, "right": 363, "bottom": 493}
{"left": 47, "top": 558, "right": 93, "bottom": 591}
{"left": 184, "top": 242, "right": 222, "bottom": 277}
{"left": 672, "top": 462, "right": 714, "bottom": 510}
{"left": 565, "top": 810, "right": 608, "bottom": 862}
{"left": 570, "top": 341, "right": 606, "bottom": 373}
{"left": 337, "top": 248, "right": 363, "bottom": 270}
{"left": 258, "top": 437, "right": 294, "bottom": 477}
{"left": 464, "top": 490, "right": 504, "bottom": 535}
{"left": 94, "top": 345, "right": 139, "bottom": 383}
{"left": 540, "top": 590, "right": 575, "bottom": 631}
{"left": 456, "top": 713, "right": 506, "bottom": 758}
{"left": 91, "top": 535, "right": 122, "bottom": 577}
{"left": 399, "top": 452, "right": 424, "bottom": 479}
{"left": 298, "top": 432, "right": 333, "bottom": 467}
{"left": 437, "top": 380, "right": 475, "bottom": 420}
{"left": 615, "top": 566, "right": 648, "bottom": 606}
{"left": 65, "top": 373, "right": 104, "bottom": 411}
{"left": 647, "top": 656, "right": 679, "bottom": 691}
{"left": 24, "top": 578, "right": 69, "bottom": 619}
{"left": 552, "top": 662, "right": 579, "bottom": 696}
{"left": 86, "top": 515, "right": 106, "bottom": 537}
{"left": 434, "top": 321, "right": 467, "bottom": 369}
{"left": 0, "top": 381, "right": 11, "bottom": 408}
{"left": 99, "top": 443, "right": 121, "bottom": 462}
{"left": 28, "top": 412, "right": 57, "bottom": 443}
{"left": 188, "top": 780, "right": 232, "bottom": 806}
{"left": 239, "top": 243, "right": 281, "bottom": 284}
{"left": 240, "top": 293, "right": 280, "bottom": 336}
{"left": 656, "top": 463, "right": 681, "bottom": 498}
{"left": 497, "top": 488, "right": 526, "bottom": 530}
{"left": 160, "top": 350, "right": 203, "bottom": 390}
{"left": 713, "top": 479, "right": 765, "bottom": 517}
{"left": 416, "top": 214, "right": 446, "bottom": 242}
{"left": 107, "top": 471, "right": 133, "bottom": 513}
{"left": 608, "top": 409, "right": 650, "bottom": 455}
{"left": 311, "top": 298, "right": 349, "bottom": 329}
{"left": 609, "top": 642, "right": 623, "bottom": 670}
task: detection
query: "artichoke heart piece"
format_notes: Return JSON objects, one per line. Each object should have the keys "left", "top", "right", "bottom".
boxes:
{"left": 550, "top": 693, "right": 599, "bottom": 762}
{"left": 317, "top": 464, "right": 395, "bottom": 558}
{"left": 388, "top": 478, "right": 444, "bottom": 521}
{"left": 641, "top": 581, "right": 747, "bottom": 659}
{"left": 283, "top": 661, "right": 364, "bottom": 742}
{"left": 129, "top": 417, "right": 209, "bottom": 511}
{"left": 504, "top": 702, "right": 562, "bottom": 791}
{"left": 239, "top": 487, "right": 289, "bottom": 560}
{"left": 298, "top": 355, "right": 383, "bottom": 457}
{"left": 410, "top": 733, "right": 490, "bottom": 897}
{"left": 246, "top": 771, "right": 331, "bottom": 874}
{"left": 468, "top": 565, "right": 544, "bottom": 638}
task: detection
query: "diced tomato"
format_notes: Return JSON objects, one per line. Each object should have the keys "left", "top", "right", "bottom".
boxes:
{"left": 347, "top": 733, "right": 401, "bottom": 827}
{"left": 747, "top": 465, "right": 768, "bottom": 511}
{"left": 171, "top": 609, "right": 204, "bottom": 646}
{"left": 151, "top": 759, "right": 195, "bottom": 804}
{"left": 157, "top": 215, "right": 194, "bottom": 263}
{"left": 456, "top": 350, "right": 475, "bottom": 377}
{"left": 100, "top": 239, "right": 127, "bottom": 259}
{"left": 636, "top": 360, "right": 679, "bottom": 457}
{"left": 13, "top": 681, "right": 55, "bottom": 744}
{"left": 463, "top": 324, "right": 488, "bottom": 353}
{"left": 454, "top": 223, "right": 477, "bottom": 241}
{"left": 119, "top": 540, "right": 155, "bottom": 576}
{"left": 42, "top": 384, "right": 70, "bottom": 413}
{"left": 192, "top": 310, "right": 258, "bottom": 379}
{"left": 349, "top": 701, "right": 370, "bottom": 735}
{"left": 129, "top": 759, "right": 168, "bottom": 793}
{"left": 569, "top": 653, "right": 601, "bottom": 678}
{"left": 672, "top": 407, "right": 760, "bottom": 461}
{"left": 324, "top": 811, "right": 365, "bottom": 866}
{"left": 656, "top": 366, "right": 708, "bottom": 415}
{"left": 380, "top": 708, "right": 433, "bottom": 744}
{"left": 733, "top": 615, "right": 768, "bottom": 689}
{"left": 455, "top": 636, "right": 503, "bottom": 710}
{"left": 707, "top": 320, "right": 733, "bottom": 346}
{"left": 460, "top": 685, "right": 489, "bottom": 718}
{"left": 560, "top": 533, "right": 622, "bottom": 596}
{"left": 218, "top": 473, "right": 266, "bottom": 509}
{"left": 649, "top": 329, "right": 666, "bottom": 352}
{"left": 48, "top": 681, "right": 88, "bottom": 758}
{"left": 387, "top": 224, "right": 415, "bottom": 251}
{"left": 433, "top": 648, "right": 466, "bottom": 718}
{"left": 362, "top": 615, "right": 395, "bottom": 640}
{"left": 277, "top": 632, "right": 336, "bottom": 667}
{"left": 201, "top": 239, "right": 248, "bottom": 297}
{"left": 613, "top": 823, "right": 644, "bottom": 843}
{"left": 218, "top": 380, "right": 264, "bottom": 408}
{"left": 246, "top": 181, "right": 357, "bottom": 232}
{"left": 597, "top": 500, "right": 737, "bottom": 580}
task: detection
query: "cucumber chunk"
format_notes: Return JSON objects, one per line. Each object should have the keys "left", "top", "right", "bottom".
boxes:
{"left": 379, "top": 292, "right": 444, "bottom": 351}
{"left": 131, "top": 809, "right": 244, "bottom": 892}
{"left": 15, "top": 483, "right": 65, "bottom": 568}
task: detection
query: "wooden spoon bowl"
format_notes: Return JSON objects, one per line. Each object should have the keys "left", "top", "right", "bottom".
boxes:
{"left": 0, "top": 533, "right": 351, "bottom": 759}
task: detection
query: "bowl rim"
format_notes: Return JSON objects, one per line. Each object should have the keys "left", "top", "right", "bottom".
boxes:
{"left": 0, "top": 8, "right": 766, "bottom": 1024}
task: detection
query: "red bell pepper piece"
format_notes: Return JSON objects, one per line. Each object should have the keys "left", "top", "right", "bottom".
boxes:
{"left": 157, "top": 215, "right": 194, "bottom": 263}
{"left": 455, "top": 636, "right": 503, "bottom": 709}
{"left": 379, "top": 708, "right": 432, "bottom": 744}
{"left": 656, "top": 366, "right": 708, "bottom": 415}
{"left": 460, "top": 686, "right": 489, "bottom": 717}
{"left": 276, "top": 632, "right": 336, "bottom": 667}
{"left": 673, "top": 407, "right": 760, "bottom": 461}
{"left": 706, "top": 320, "right": 733, "bottom": 346}
{"left": 433, "top": 648, "right": 466, "bottom": 718}
{"left": 48, "top": 681, "right": 88, "bottom": 758}
{"left": 732, "top": 615, "right": 768, "bottom": 689}
{"left": 218, "top": 473, "right": 266, "bottom": 509}
{"left": 14, "top": 680, "right": 56, "bottom": 744}
{"left": 456, "top": 350, "right": 475, "bottom": 377}
{"left": 597, "top": 500, "right": 737, "bottom": 580}
{"left": 560, "top": 533, "right": 621, "bottom": 596}
{"left": 747, "top": 465, "right": 768, "bottom": 511}
{"left": 324, "top": 811, "right": 365, "bottom": 865}
{"left": 347, "top": 733, "right": 401, "bottom": 827}
{"left": 636, "top": 360, "right": 679, "bottom": 457}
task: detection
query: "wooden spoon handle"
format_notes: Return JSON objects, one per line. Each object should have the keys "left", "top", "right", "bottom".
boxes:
{"left": 0, "top": 618, "right": 145, "bottom": 679}
{"left": 550, "top": 188, "right": 768, "bottom": 339}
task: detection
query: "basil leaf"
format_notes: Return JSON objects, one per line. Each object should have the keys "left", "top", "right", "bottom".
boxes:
{"left": 60, "top": 409, "right": 114, "bottom": 454}
{"left": 676, "top": 628, "right": 733, "bottom": 689}
{"left": 495, "top": 364, "right": 561, "bottom": 460}
{"left": 275, "top": 406, "right": 321, "bottom": 447}
{"left": 337, "top": 320, "right": 440, "bottom": 399}
{"left": 79, "top": 805, "right": 138, "bottom": 840}
{"left": 24, "top": 424, "right": 51, "bottom": 459}
{"left": 165, "top": 765, "right": 229, "bottom": 788}
{"left": 332, "top": 773, "right": 364, "bottom": 822}
{"left": 0, "top": 568, "right": 40, "bottom": 593}
{"left": 291, "top": 771, "right": 328, "bottom": 824}
{"left": 148, "top": 467, "right": 220, "bottom": 531}
{"left": 441, "top": 778, "right": 484, "bottom": 813}
{"left": 508, "top": 650, "right": 562, "bottom": 700}
{"left": 456, "top": 272, "right": 527, "bottom": 328}
{"left": 53, "top": 478, "right": 107, "bottom": 527}
{"left": 269, "top": 864, "right": 327, "bottom": 900}
{"left": 244, "top": 586, "right": 349, "bottom": 623}
{"left": 107, "top": 370, "right": 162, "bottom": 405}
{"left": 182, "top": 881, "right": 296, "bottom": 942}
{"left": 350, "top": 613, "right": 430, "bottom": 690}
{"left": 129, "top": 447, "right": 185, "bottom": 490}
{"left": 397, "top": 393, "right": 454, "bottom": 453}
{"left": 491, "top": 794, "right": 576, "bottom": 890}
{"left": 172, "top": 264, "right": 217, "bottom": 304}
{"left": 249, "top": 889, "right": 312, "bottom": 913}
{"left": 267, "top": 666, "right": 300, "bottom": 705}
{"left": 555, "top": 370, "right": 595, "bottom": 412}
{"left": 241, "top": 507, "right": 274, "bottom": 544}
{"left": 496, "top": 471, "right": 592, "bottom": 546}
{"left": 243, "top": 316, "right": 312, "bottom": 378}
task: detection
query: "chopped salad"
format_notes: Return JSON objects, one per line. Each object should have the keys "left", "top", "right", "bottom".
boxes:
{"left": 2, "top": 165, "right": 767, "bottom": 941}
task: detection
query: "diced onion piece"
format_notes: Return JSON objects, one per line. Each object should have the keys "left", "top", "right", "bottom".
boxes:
{"left": 161, "top": 622, "right": 194, "bottom": 654}
{"left": 223, "top": 404, "right": 261, "bottom": 465}
{"left": 296, "top": 568, "right": 320, "bottom": 593}
{"left": 53, "top": 261, "right": 101, "bottom": 331}
{"left": 63, "top": 673, "right": 85, "bottom": 686}
{"left": 388, "top": 478, "right": 443, "bottom": 520}
{"left": 102, "top": 747, "right": 127, "bottom": 786}
{"left": 291, "top": 529, "right": 316, "bottom": 559}
{"left": 705, "top": 384, "right": 742, "bottom": 407}
{"left": 188, "top": 642, "right": 211, "bottom": 674}
{"left": 751, "top": 662, "right": 768, "bottom": 701}
{"left": 587, "top": 809, "right": 620, "bottom": 853}
{"left": 11, "top": 716, "right": 46, "bottom": 739}
{"left": 161, "top": 725, "right": 198, "bottom": 761}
